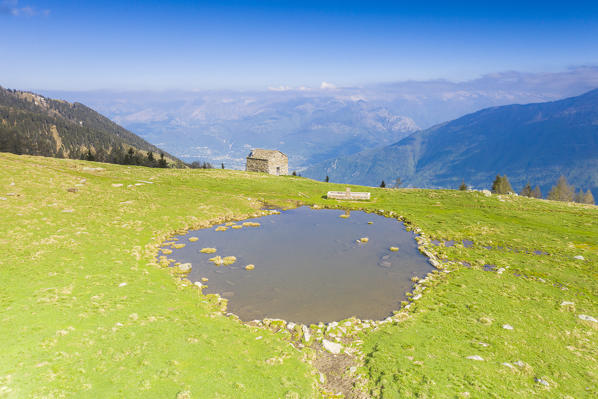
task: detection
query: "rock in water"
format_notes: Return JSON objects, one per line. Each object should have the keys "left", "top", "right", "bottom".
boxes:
{"left": 178, "top": 263, "right": 192, "bottom": 272}
{"left": 209, "top": 256, "right": 224, "bottom": 266}
{"left": 222, "top": 256, "right": 237, "bottom": 265}
{"left": 378, "top": 260, "right": 392, "bottom": 268}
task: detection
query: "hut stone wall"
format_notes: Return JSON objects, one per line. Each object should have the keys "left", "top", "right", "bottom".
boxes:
{"left": 245, "top": 157, "right": 270, "bottom": 173}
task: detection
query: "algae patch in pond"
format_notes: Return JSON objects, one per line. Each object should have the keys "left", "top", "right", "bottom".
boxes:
{"left": 162, "top": 207, "right": 433, "bottom": 324}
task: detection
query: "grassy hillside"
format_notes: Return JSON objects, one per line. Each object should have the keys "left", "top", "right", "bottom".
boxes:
{"left": 0, "top": 153, "right": 596, "bottom": 398}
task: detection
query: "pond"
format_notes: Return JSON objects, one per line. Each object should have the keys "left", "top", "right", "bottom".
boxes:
{"left": 161, "top": 207, "right": 433, "bottom": 324}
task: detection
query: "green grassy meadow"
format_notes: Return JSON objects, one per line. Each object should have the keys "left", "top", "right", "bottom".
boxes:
{"left": 0, "top": 153, "right": 596, "bottom": 398}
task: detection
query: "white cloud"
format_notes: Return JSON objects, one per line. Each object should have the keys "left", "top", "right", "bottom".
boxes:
{"left": 268, "top": 85, "right": 292, "bottom": 92}
{"left": 0, "top": 0, "right": 49, "bottom": 16}
{"left": 320, "top": 81, "right": 336, "bottom": 90}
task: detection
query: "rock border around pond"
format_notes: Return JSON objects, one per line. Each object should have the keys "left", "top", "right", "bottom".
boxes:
{"left": 150, "top": 205, "right": 459, "bottom": 398}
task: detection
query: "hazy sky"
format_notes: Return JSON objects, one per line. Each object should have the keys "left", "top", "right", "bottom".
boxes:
{"left": 1, "top": 0, "right": 598, "bottom": 90}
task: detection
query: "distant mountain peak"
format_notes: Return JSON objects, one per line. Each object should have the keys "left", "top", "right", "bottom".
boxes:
{"left": 304, "top": 88, "right": 598, "bottom": 196}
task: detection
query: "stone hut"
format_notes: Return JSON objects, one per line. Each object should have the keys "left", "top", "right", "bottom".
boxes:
{"left": 246, "top": 149, "right": 288, "bottom": 175}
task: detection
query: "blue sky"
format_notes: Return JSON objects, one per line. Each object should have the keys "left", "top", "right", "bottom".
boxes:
{"left": 1, "top": 0, "right": 597, "bottom": 90}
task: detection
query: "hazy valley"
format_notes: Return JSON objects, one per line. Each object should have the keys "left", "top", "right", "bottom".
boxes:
{"left": 42, "top": 67, "right": 598, "bottom": 172}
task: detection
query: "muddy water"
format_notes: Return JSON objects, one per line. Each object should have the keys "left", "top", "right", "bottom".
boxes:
{"left": 163, "top": 207, "right": 433, "bottom": 324}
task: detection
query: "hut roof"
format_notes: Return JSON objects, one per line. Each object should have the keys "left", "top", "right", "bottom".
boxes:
{"left": 247, "top": 149, "right": 287, "bottom": 160}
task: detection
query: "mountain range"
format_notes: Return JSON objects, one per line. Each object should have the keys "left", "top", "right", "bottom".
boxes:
{"left": 40, "top": 67, "right": 598, "bottom": 170}
{"left": 303, "top": 89, "right": 598, "bottom": 196}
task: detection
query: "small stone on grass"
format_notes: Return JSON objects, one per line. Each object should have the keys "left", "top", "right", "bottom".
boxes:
{"left": 466, "top": 355, "right": 484, "bottom": 361}
{"left": 322, "top": 339, "right": 342, "bottom": 354}
{"left": 535, "top": 378, "right": 550, "bottom": 387}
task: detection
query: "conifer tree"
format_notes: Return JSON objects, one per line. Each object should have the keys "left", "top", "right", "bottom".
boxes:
{"left": 532, "top": 186, "right": 542, "bottom": 199}
{"left": 380, "top": 180, "right": 386, "bottom": 188}
{"left": 491, "top": 175, "right": 502, "bottom": 193}
{"left": 574, "top": 189, "right": 585, "bottom": 203}
{"left": 158, "top": 152, "right": 168, "bottom": 168}
{"left": 459, "top": 180, "right": 467, "bottom": 191}
{"left": 124, "top": 147, "right": 135, "bottom": 165}
{"left": 85, "top": 149, "right": 95, "bottom": 162}
{"left": 583, "top": 190, "right": 595, "bottom": 205}
{"left": 501, "top": 175, "right": 513, "bottom": 194}
{"left": 325, "top": 176, "right": 329, "bottom": 182}
{"left": 548, "top": 175, "right": 575, "bottom": 202}
{"left": 491, "top": 174, "right": 513, "bottom": 194}
{"left": 520, "top": 182, "right": 532, "bottom": 197}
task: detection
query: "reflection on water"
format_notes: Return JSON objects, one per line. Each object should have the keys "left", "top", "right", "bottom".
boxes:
{"left": 163, "top": 207, "right": 433, "bottom": 324}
